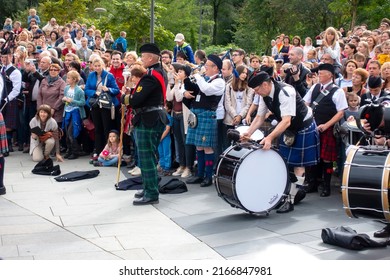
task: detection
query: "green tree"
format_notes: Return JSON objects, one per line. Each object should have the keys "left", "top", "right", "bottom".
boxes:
{"left": 0, "top": 0, "right": 29, "bottom": 26}
{"left": 38, "top": 0, "right": 92, "bottom": 24}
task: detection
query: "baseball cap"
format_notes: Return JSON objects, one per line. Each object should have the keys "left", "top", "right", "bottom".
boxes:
{"left": 174, "top": 33, "right": 185, "bottom": 42}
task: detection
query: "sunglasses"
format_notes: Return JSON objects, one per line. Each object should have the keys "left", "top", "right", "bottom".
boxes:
{"left": 276, "top": 61, "right": 283, "bottom": 64}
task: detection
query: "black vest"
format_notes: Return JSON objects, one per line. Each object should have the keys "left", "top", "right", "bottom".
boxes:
{"left": 264, "top": 82, "right": 308, "bottom": 132}
{"left": 1, "top": 66, "right": 16, "bottom": 99}
{"left": 191, "top": 75, "right": 223, "bottom": 111}
{"left": 311, "top": 83, "right": 338, "bottom": 125}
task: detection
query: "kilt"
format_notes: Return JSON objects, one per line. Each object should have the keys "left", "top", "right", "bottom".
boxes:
{"left": 319, "top": 126, "right": 337, "bottom": 161}
{"left": 3, "top": 99, "right": 18, "bottom": 129}
{"left": 279, "top": 121, "right": 320, "bottom": 167}
{"left": 135, "top": 122, "right": 165, "bottom": 199}
{"left": 186, "top": 108, "right": 217, "bottom": 148}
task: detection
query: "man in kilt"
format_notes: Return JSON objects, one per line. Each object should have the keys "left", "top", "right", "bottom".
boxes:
{"left": 0, "top": 48, "right": 22, "bottom": 156}
{"left": 303, "top": 63, "right": 348, "bottom": 197}
{"left": 122, "top": 43, "right": 168, "bottom": 205}
{"left": 244, "top": 71, "right": 320, "bottom": 213}
{"left": 183, "top": 54, "right": 225, "bottom": 187}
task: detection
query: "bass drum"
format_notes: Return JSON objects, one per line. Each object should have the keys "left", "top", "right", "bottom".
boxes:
{"left": 215, "top": 143, "right": 289, "bottom": 214}
{"left": 342, "top": 146, "right": 390, "bottom": 221}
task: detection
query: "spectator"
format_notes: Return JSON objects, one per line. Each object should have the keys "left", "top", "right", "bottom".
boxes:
{"left": 112, "top": 31, "right": 127, "bottom": 53}
{"left": 173, "top": 33, "right": 195, "bottom": 64}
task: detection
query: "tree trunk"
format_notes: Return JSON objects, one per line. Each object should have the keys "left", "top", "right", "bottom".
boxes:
{"left": 212, "top": 0, "right": 222, "bottom": 45}
{"left": 350, "top": 0, "right": 359, "bottom": 30}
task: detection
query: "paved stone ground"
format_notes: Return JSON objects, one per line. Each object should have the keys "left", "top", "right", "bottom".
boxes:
{"left": 0, "top": 151, "right": 389, "bottom": 260}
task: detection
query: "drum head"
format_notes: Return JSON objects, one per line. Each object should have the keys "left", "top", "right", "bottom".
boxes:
{"left": 235, "top": 149, "right": 288, "bottom": 213}
{"left": 236, "top": 126, "right": 264, "bottom": 141}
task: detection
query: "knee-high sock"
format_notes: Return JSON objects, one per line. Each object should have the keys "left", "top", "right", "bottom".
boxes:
{"left": 323, "top": 161, "right": 333, "bottom": 190}
{"left": 196, "top": 150, "right": 205, "bottom": 178}
{"left": 0, "top": 157, "right": 5, "bottom": 188}
{"left": 205, "top": 153, "right": 214, "bottom": 179}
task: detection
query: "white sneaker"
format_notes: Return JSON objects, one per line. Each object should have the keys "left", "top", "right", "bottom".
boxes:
{"left": 181, "top": 168, "right": 192, "bottom": 178}
{"left": 172, "top": 166, "right": 184, "bottom": 176}
{"left": 130, "top": 166, "right": 141, "bottom": 176}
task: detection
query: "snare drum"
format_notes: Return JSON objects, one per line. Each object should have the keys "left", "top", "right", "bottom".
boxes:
{"left": 342, "top": 146, "right": 390, "bottom": 221}
{"left": 215, "top": 143, "right": 290, "bottom": 214}
{"left": 236, "top": 125, "right": 264, "bottom": 142}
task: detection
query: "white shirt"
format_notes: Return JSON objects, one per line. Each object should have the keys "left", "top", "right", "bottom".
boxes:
{"left": 257, "top": 83, "right": 312, "bottom": 120}
{"left": 303, "top": 81, "right": 348, "bottom": 112}
{"left": 1, "top": 64, "right": 22, "bottom": 101}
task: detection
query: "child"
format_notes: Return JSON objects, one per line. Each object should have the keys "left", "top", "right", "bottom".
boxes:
{"left": 2, "top": 18, "right": 12, "bottom": 31}
{"left": 62, "top": 70, "right": 86, "bottom": 159}
{"left": 94, "top": 130, "right": 121, "bottom": 167}
{"left": 342, "top": 92, "right": 362, "bottom": 146}
{"left": 378, "top": 40, "right": 390, "bottom": 66}
{"left": 27, "top": 9, "right": 41, "bottom": 26}
{"left": 158, "top": 101, "right": 173, "bottom": 176}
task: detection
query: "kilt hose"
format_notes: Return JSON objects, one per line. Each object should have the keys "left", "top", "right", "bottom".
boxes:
{"left": 135, "top": 122, "right": 165, "bottom": 200}
{"left": 319, "top": 127, "right": 337, "bottom": 162}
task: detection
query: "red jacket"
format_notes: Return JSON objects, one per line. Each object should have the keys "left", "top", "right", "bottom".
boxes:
{"left": 110, "top": 64, "right": 125, "bottom": 103}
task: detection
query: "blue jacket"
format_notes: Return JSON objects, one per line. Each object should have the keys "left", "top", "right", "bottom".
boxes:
{"left": 85, "top": 70, "right": 120, "bottom": 108}
{"left": 173, "top": 42, "right": 195, "bottom": 64}
{"left": 112, "top": 37, "right": 127, "bottom": 53}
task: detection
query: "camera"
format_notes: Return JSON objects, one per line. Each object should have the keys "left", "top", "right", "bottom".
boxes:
{"left": 316, "top": 39, "right": 323, "bottom": 46}
{"left": 307, "top": 73, "right": 314, "bottom": 78}
{"left": 25, "top": 59, "right": 37, "bottom": 64}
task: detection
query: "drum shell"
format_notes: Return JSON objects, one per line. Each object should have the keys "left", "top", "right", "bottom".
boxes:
{"left": 215, "top": 144, "right": 289, "bottom": 214}
{"left": 342, "top": 147, "right": 390, "bottom": 221}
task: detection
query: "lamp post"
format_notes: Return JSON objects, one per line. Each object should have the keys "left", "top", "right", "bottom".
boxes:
{"left": 94, "top": 7, "right": 107, "bottom": 25}
{"left": 150, "top": 0, "right": 155, "bottom": 43}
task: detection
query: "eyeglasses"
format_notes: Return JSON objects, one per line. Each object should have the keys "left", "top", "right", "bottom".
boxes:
{"left": 276, "top": 61, "right": 283, "bottom": 64}
{"left": 49, "top": 69, "right": 59, "bottom": 72}
{"left": 204, "top": 63, "right": 215, "bottom": 68}
{"left": 161, "top": 56, "right": 170, "bottom": 59}
{"left": 88, "top": 61, "right": 93, "bottom": 63}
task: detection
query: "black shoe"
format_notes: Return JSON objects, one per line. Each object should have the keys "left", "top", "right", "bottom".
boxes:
{"left": 8, "top": 146, "right": 13, "bottom": 152}
{"left": 134, "top": 190, "right": 144, "bottom": 199}
{"left": 294, "top": 189, "right": 306, "bottom": 205}
{"left": 60, "top": 147, "right": 67, "bottom": 153}
{"left": 276, "top": 201, "right": 294, "bottom": 213}
{"left": 373, "top": 225, "right": 390, "bottom": 238}
{"left": 320, "top": 189, "right": 330, "bottom": 197}
{"left": 3, "top": 152, "right": 9, "bottom": 157}
{"left": 186, "top": 176, "right": 204, "bottom": 184}
{"left": 67, "top": 154, "right": 78, "bottom": 160}
{"left": 133, "top": 196, "right": 159, "bottom": 205}
{"left": 200, "top": 177, "right": 212, "bottom": 187}
{"left": 64, "top": 152, "right": 71, "bottom": 159}
{"left": 0, "top": 186, "right": 5, "bottom": 195}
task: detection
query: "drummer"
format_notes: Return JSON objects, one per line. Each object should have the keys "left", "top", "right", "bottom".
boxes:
{"left": 243, "top": 71, "right": 320, "bottom": 213}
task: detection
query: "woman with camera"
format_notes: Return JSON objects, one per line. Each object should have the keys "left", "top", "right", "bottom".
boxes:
{"left": 85, "top": 58, "right": 120, "bottom": 157}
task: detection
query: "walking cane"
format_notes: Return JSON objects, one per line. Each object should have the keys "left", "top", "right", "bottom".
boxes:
{"left": 115, "top": 104, "right": 125, "bottom": 188}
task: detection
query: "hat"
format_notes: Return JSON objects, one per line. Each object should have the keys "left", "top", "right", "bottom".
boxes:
{"left": 318, "top": 63, "right": 335, "bottom": 75}
{"left": 174, "top": 33, "right": 185, "bottom": 42}
{"left": 207, "top": 54, "right": 222, "bottom": 70}
{"left": 36, "top": 29, "right": 44, "bottom": 35}
{"left": 248, "top": 71, "right": 271, "bottom": 88}
{"left": 0, "top": 39, "right": 5, "bottom": 44}
{"left": 139, "top": 43, "right": 161, "bottom": 56}
{"left": 368, "top": 75, "right": 382, "bottom": 89}
{"left": 260, "top": 65, "right": 274, "bottom": 76}
{"left": 275, "top": 57, "right": 284, "bottom": 63}
{"left": 0, "top": 48, "right": 11, "bottom": 55}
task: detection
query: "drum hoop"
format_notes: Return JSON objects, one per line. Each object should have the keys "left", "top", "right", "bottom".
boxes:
{"left": 382, "top": 153, "right": 390, "bottom": 221}
{"left": 342, "top": 146, "right": 358, "bottom": 218}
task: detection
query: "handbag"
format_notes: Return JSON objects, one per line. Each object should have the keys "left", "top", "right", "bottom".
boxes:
{"left": 282, "top": 129, "right": 296, "bottom": 146}
{"left": 97, "top": 91, "right": 113, "bottom": 109}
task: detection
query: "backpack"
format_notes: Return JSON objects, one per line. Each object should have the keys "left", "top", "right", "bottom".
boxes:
{"left": 31, "top": 158, "right": 61, "bottom": 176}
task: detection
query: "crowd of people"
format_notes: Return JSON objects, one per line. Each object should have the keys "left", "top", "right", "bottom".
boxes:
{"left": 0, "top": 9, "right": 390, "bottom": 224}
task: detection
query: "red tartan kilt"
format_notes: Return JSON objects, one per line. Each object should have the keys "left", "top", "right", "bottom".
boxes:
{"left": 320, "top": 127, "right": 337, "bottom": 161}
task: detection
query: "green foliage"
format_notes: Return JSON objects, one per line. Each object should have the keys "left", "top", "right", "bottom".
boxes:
{"left": 38, "top": 0, "right": 92, "bottom": 24}
{"left": 0, "top": 0, "right": 29, "bottom": 26}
